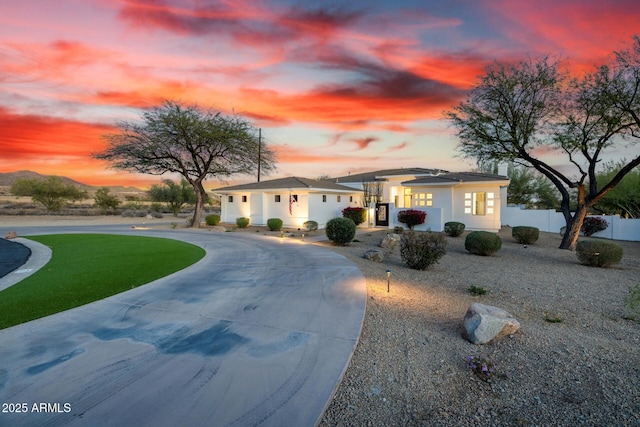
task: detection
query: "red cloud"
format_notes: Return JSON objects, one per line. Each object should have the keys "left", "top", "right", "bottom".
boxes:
{"left": 349, "top": 136, "right": 378, "bottom": 150}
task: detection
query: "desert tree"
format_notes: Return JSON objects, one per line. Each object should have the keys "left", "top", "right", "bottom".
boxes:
{"left": 446, "top": 37, "right": 640, "bottom": 250}
{"left": 94, "top": 100, "right": 276, "bottom": 227}
{"left": 148, "top": 178, "right": 197, "bottom": 216}
{"left": 94, "top": 187, "right": 121, "bottom": 213}
{"left": 11, "top": 176, "right": 87, "bottom": 212}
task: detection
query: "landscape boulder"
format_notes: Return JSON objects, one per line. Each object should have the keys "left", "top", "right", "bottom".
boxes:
{"left": 363, "top": 249, "right": 384, "bottom": 262}
{"left": 462, "top": 303, "right": 520, "bottom": 344}
{"left": 5, "top": 231, "right": 17, "bottom": 239}
{"left": 210, "top": 226, "right": 227, "bottom": 233}
{"left": 379, "top": 233, "right": 401, "bottom": 249}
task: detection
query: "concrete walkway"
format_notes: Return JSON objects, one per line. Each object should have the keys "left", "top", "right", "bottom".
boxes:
{"left": 0, "top": 225, "right": 366, "bottom": 427}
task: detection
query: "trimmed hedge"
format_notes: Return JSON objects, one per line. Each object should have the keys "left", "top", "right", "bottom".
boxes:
{"left": 512, "top": 226, "right": 539, "bottom": 244}
{"left": 400, "top": 231, "right": 448, "bottom": 270}
{"left": 465, "top": 231, "right": 502, "bottom": 256}
{"left": 236, "top": 217, "right": 250, "bottom": 228}
{"left": 575, "top": 240, "right": 623, "bottom": 267}
{"left": 205, "top": 214, "right": 220, "bottom": 226}
{"left": 444, "top": 221, "right": 465, "bottom": 237}
{"left": 342, "top": 207, "right": 367, "bottom": 225}
{"left": 267, "top": 218, "right": 283, "bottom": 231}
{"left": 325, "top": 217, "right": 356, "bottom": 245}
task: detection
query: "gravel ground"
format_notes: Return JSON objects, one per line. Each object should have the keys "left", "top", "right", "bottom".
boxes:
{"left": 315, "top": 228, "right": 640, "bottom": 427}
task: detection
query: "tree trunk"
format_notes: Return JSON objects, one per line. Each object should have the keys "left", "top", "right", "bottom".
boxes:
{"left": 191, "top": 181, "right": 207, "bottom": 228}
{"left": 559, "top": 183, "right": 591, "bottom": 250}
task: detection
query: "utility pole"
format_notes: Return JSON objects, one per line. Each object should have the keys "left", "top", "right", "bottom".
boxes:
{"left": 257, "top": 128, "right": 261, "bottom": 182}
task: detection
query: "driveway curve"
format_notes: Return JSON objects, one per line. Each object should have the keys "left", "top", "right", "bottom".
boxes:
{"left": 0, "top": 226, "right": 366, "bottom": 427}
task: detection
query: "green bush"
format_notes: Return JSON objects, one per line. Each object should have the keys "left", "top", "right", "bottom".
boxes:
{"left": 397, "top": 209, "right": 427, "bottom": 230}
{"left": 236, "top": 217, "right": 250, "bottom": 228}
{"left": 342, "top": 207, "right": 367, "bottom": 225}
{"left": 465, "top": 231, "right": 502, "bottom": 256}
{"left": 267, "top": 218, "right": 283, "bottom": 231}
{"left": 325, "top": 217, "right": 356, "bottom": 245}
{"left": 205, "top": 214, "right": 220, "bottom": 226}
{"left": 575, "top": 240, "right": 623, "bottom": 267}
{"left": 393, "top": 226, "right": 405, "bottom": 234}
{"left": 303, "top": 220, "right": 318, "bottom": 232}
{"left": 512, "top": 226, "right": 539, "bottom": 244}
{"left": 400, "top": 231, "right": 448, "bottom": 270}
{"left": 444, "top": 221, "right": 465, "bottom": 237}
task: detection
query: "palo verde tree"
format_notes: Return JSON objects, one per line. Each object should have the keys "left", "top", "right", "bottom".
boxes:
{"left": 446, "top": 36, "right": 640, "bottom": 250}
{"left": 94, "top": 100, "right": 276, "bottom": 227}
{"left": 148, "top": 178, "right": 197, "bottom": 216}
{"left": 11, "top": 176, "right": 87, "bottom": 212}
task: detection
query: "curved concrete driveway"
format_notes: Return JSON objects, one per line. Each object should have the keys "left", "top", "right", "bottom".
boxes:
{"left": 0, "top": 226, "right": 366, "bottom": 427}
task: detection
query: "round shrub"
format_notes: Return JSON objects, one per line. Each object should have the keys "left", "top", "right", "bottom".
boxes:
{"left": 267, "top": 218, "right": 283, "bottom": 231}
{"left": 205, "top": 214, "right": 220, "bottom": 226}
{"left": 325, "top": 217, "right": 356, "bottom": 245}
{"left": 575, "top": 240, "right": 623, "bottom": 267}
{"left": 342, "top": 207, "right": 367, "bottom": 225}
{"left": 465, "top": 231, "right": 502, "bottom": 256}
{"left": 400, "top": 231, "right": 448, "bottom": 270}
{"left": 236, "top": 217, "right": 250, "bottom": 228}
{"left": 512, "top": 226, "right": 539, "bottom": 244}
{"left": 444, "top": 221, "right": 465, "bottom": 237}
{"left": 303, "top": 220, "right": 318, "bottom": 232}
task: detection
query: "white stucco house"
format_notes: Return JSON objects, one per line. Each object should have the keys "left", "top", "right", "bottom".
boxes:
{"left": 332, "top": 168, "right": 510, "bottom": 232}
{"left": 213, "top": 177, "right": 364, "bottom": 228}
{"left": 214, "top": 167, "right": 509, "bottom": 232}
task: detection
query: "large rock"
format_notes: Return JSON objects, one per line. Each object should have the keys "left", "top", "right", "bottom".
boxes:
{"left": 210, "top": 226, "right": 227, "bottom": 232}
{"left": 379, "top": 233, "right": 401, "bottom": 249}
{"left": 5, "top": 231, "right": 17, "bottom": 239}
{"left": 462, "top": 303, "right": 520, "bottom": 344}
{"left": 363, "top": 249, "right": 384, "bottom": 262}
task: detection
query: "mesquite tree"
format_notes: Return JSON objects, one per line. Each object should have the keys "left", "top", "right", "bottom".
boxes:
{"left": 94, "top": 100, "right": 275, "bottom": 227}
{"left": 446, "top": 37, "right": 640, "bottom": 250}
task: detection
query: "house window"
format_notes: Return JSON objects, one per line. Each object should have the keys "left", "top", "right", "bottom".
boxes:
{"left": 465, "top": 192, "right": 487, "bottom": 215}
{"left": 349, "top": 196, "right": 353, "bottom": 202}
{"left": 291, "top": 194, "right": 298, "bottom": 203}
{"left": 415, "top": 193, "right": 433, "bottom": 207}
{"left": 322, "top": 195, "right": 327, "bottom": 202}
{"left": 275, "top": 195, "right": 281, "bottom": 202}
{"left": 228, "top": 196, "right": 233, "bottom": 203}
{"left": 404, "top": 188, "right": 411, "bottom": 208}
{"left": 337, "top": 195, "right": 341, "bottom": 202}
{"left": 242, "top": 195, "right": 247, "bottom": 203}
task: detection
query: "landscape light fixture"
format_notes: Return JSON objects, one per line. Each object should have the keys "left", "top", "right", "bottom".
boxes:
{"left": 386, "top": 269, "right": 391, "bottom": 292}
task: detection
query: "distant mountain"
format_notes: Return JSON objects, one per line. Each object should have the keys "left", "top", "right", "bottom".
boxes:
{"left": 0, "top": 170, "right": 144, "bottom": 193}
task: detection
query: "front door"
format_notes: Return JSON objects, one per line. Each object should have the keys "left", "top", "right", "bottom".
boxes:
{"left": 375, "top": 203, "right": 389, "bottom": 226}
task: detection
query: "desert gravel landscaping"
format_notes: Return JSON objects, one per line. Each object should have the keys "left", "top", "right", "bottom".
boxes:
{"left": 317, "top": 228, "right": 639, "bottom": 427}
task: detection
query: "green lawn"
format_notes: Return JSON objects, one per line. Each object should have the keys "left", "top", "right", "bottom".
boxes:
{"left": 0, "top": 234, "right": 206, "bottom": 330}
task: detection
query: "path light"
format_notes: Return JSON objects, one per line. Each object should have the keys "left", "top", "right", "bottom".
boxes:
{"left": 386, "top": 269, "right": 391, "bottom": 293}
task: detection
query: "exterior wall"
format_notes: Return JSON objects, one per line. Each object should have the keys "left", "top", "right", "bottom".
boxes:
{"left": 502, "top": 206, "right": 640, "bottom": 241}
{"left": 399, "top": 183, "right": 506, "bottom": 232}
{"left": 221, "top": 193, "right": 251, "bottom": 223}
{"left": 308, "top": 192, "right": 360, "bottom": 228}
{"left": 450, "top": 185, "right": 503, "bottom": 231}
{"left": 389, "top": 205, "right": 444, "bottom": 231}
{"left": 220, "top": 189, "right": 363, "bottom": 229}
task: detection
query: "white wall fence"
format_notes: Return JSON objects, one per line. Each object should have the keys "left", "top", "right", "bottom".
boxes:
{"left": 502, "top": 206, "right": 640, "bottom": 242}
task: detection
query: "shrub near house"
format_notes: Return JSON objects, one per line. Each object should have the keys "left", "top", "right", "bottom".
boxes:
{"left": 342, "top": 207, "right": 366, "bottom": 225}
{"left": 397, "top": 209, "right": 427, "bottom": 230}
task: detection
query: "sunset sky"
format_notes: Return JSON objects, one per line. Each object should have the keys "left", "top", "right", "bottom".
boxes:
{"left": 1, "top": 0, "right": 639, "bottom": 188}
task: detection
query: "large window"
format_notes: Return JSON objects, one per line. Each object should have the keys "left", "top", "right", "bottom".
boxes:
{"left": 404, "top": 188, "right": 411, "bottom": 208}
{"left": 464, "top": 192, "right": 494, "bottom": 215}
{"left": 414, "top": 193, "right": 433, "bottom": 207}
